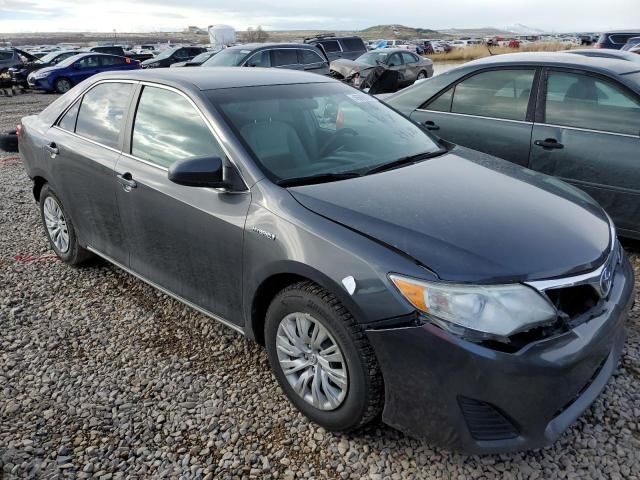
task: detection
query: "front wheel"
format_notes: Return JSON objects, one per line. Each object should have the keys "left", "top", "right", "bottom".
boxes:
{"left": 54, "top": 77, "right": 72, "bottom": 94}
{"left": 39, "top": 184, "right": 92, "bottom": 265}
{"left": 265, "top": 281, "right": 383, "bottom": 431}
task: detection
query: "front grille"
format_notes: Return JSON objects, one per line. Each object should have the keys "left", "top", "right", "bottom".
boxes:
{"left": 459, "top": 397, "right": 520, "bottom": 441}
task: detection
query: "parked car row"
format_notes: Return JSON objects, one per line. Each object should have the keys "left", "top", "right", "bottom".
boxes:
{"left": 14, "top": 64, "right": 635, "bottom": 455}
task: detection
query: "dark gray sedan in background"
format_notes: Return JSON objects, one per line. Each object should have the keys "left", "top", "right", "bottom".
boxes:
{"left": 386, "top": 52, "right": 640, "bottom": 239}
{"left": 18, "top": 68, "right": 634, "bottom": 453}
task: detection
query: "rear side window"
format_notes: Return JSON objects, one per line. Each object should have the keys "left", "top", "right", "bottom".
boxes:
{"left": 100, "top": 56, "right": 126, "bottom": 66}
{"left": 318, "top": 40, "right": 341, "bottom": 53}
{"left": 58, "top": 101, "right": 81, "bottom": 132}
{"left": 76, "top": 55, "right": 100, "bottom": 68}
{"left": 131, "top": 86, "right": 225, "bottom": 168}
{"left": 451, "top": 69, "right": 535, "bottom": 121}
{"left": 0, "top": 51, "right": 13, "bottom": 61}
{"left": 75, "top": 82, "right": 132, "bottom": 149}
{"left": 272, "top": 49, "right": 298, "bottom": 67}
{"left": 301, "top": 49, "right": 325, "bottom": 65}
{"left": 340, "top": 38, "right": 365, "bottom": 52}
{"left": 544, "top": 71, "right": 640, "bottom": 135}
{"left": 610, "top": 34, "right": 636, "bottom": 45}
{"left": 401, "top": 52, "right": 418, "bottom": 64}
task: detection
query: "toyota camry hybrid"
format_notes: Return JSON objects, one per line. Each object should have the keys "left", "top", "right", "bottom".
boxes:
{"left": 18, "top": 68, "right": 634, "bottom": 454}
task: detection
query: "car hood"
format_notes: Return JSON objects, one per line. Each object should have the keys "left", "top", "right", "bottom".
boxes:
{"left": 288, "top": 148, "right": 611, "bottom": 283}
{"left": 330, "top": 58, "right": 374, "bottom": 78}
{"left": 29, "top": 65, "right": 58, "bottom": 76}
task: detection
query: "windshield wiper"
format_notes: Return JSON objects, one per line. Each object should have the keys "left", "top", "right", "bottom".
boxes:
{"left": 277, "top": 172, "right": 361, "bottom": 187}
{"left": 363, "top": 150, "right": 445, "bottom": 176}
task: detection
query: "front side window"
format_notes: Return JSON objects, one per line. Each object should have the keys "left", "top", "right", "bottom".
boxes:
{"left": 356, "top": 51, "right": 390, "bottom": 66}
{"left": 301, "top": 49, "right": 324, "bottom": 65}
{"left": 75, "top": 82, "right": 132, "bottom": 148}
{"left": 210, "top": 83, "right": 443, "bottom": 184}
{"left": 132, "top": 86, "right": 225, "bottom": 168}
{"left": 544, "top": 71, "right": 640, "bottom": 135}
{"left": 451, "top": 69, "right": 535, "bottom": 121}
{"left": 58, "top": 101, "right": 81, "bottom": 132}
{"left": 202, "top": 49, "right": 250, "bottom": 66}
{"left": 272, "top": 49, "right": 298, "bottom": 67}
{"left": 426, "top": 89, "right": 454, "bottom": 112}
{"left": 245, "top": 50, "right": 271, "bottom": 67}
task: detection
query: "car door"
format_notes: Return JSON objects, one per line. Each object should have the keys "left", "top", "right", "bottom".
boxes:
{"left": 299, "top": 48, "right": 329, "bottom": 75}
{"left": 270, "top": 48, "right": 302, "bottom": 71}
{"left": 409, "top": 68, "right": 538, "bottom": 166}
{"left": 44, "top": 80, "right": 135, "bottom": 265}
{"left": 69, "top": 55, "right": 101, "bottom": 83}
{"left": 401, "top": 52, "right": 420, "bottom": 84}
{"left": 529, "top": 69, "right": 640, "bottom": 236}
{"left": 114, "top": 84, "right": 251, "bottom": 325}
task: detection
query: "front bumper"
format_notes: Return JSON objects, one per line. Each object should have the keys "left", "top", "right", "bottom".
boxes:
{"left": 366, "top": 256, "right": 635, "bottom": 454}
{"left": 27, "top": 75, "right": 53, "bottom": 91}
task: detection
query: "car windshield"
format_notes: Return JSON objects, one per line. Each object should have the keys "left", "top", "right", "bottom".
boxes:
{"left": 56, "top": 54, "right": 83, "bottom": 68}
{"left": 208, "top": 82, "right": 444, "bottom": 184}
{"left": 356, "top": 51, "right": 390, "bottom": 65}
{"left": 202, "top": 49, "right": 249, "bottom": 66}
{"left": 38, "top": 52, "right": 62, "bottom": 63}
{"left": 154, "top": 48, "right": 179, "bottom": 60}
{"left": 191, "top": 51, "right": 213, "bottom": 63}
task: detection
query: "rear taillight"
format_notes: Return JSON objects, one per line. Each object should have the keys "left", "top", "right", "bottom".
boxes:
{"left": 594, "top": 43, "right": 602, "bottom": 49}
{"left": 16, "top": 125, "right": 23, "bottom": 137}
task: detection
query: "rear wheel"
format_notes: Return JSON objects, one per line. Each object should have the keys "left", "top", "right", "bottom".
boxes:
{"left": 39, "top": 184, "right": 92, "bottom": 265}
{"left": 54, "top": 77, "right": 72, "bottom": 94}
{"left": 417, "top": 70, "right": 428, "bottom": 80}
{"left": 265, "top": 281, "right": 383, "bottom": 431}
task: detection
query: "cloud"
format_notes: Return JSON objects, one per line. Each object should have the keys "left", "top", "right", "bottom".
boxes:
{"left": 0, "top": 0, "right": 639, "bottom": 33}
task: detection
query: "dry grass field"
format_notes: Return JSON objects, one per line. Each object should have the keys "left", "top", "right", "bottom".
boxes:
{"left": 427, "top": 42, "right": 574, "bottom": 62}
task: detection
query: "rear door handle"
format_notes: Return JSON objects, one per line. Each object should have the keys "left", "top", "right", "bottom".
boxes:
{"left": 423, "top": 120, "right": 440, "bottom": 131}
{"left": 45, "top": 142, "right": 59, "bottom": 156}
{"left": 116, "top": 172, "right": 137, "bottom": 191}
{"left": 534, "top": 138, "right": 564, "bottom": 149}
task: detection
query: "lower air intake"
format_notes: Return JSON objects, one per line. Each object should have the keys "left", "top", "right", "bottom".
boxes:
{"left": 458, "top": 397, "right": 520, "bottom": 441}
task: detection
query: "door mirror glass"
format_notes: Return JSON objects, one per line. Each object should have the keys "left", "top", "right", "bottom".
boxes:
{"left": 168, "top": 156, "right": 227, "bottom": 188}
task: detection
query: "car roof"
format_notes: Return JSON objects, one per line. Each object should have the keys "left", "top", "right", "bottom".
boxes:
{"left": 600, "top": 30, "right": 640, "bottom": 34}
{"left": 225, "top": 43, "right": 316, "bottom": 51}
{"left": 96, "top": 67, "right": 337, "bottom": 90}
{"left": 466, "top": 52, "right": 640, "bottom": 75}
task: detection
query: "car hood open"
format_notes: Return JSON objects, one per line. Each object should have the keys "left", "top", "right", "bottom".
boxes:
{"left": 289, "top": 148, "right": 612, "bottom": 283}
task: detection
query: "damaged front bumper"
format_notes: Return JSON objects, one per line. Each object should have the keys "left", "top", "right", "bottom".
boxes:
{"left": 366, "top": 256, "right": 635, "bottom": 454}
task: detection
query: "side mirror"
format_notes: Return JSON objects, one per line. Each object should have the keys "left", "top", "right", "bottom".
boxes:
{"left": 168, "top": 156, "right": 228, "bottom": 188}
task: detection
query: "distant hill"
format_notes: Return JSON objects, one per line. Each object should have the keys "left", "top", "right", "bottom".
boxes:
{"left": 439, "top": 27, "right": 515, "bottom": 37}
{"left": 360, "top": 24, "right": 442, "bottom": 39}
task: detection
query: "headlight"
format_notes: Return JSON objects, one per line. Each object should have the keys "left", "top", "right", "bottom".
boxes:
{"left": 33, "top": 71, "right": 50, "bottom": 79}
{"left": 144, "top": 62, "right": 160, "bottom": 68}
{"left": 389, "top": 274, "right": 556, "bottom": 338}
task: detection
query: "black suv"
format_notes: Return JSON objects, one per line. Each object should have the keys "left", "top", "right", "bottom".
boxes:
{"left": 141, "top": 46, "right": 208, "bottom": 69}
{"left": 594, "top": 31, "right": 640, "bottom": 50}
{"left": 304, "top": 34, "right": 367, "bottom": 61}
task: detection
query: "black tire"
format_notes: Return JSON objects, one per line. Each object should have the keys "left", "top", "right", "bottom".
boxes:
{"left": 54, "top": 77, "right": 72, "bottom": 94}
{"left": 265, "top": 281, "right": 383, "bottom": 432}
{"left": 39, "top": 184, "right": 92, "bottom": 265}
{"left": 417, "top": 70, "right": 428, "bottom": 80}
{"left": 0, "top": 130, "right": 18, "bottom": 153}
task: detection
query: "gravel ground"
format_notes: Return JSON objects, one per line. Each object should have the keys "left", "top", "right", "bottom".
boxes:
{"left": 1, "top": 92, "right": 639, "bottom": 479}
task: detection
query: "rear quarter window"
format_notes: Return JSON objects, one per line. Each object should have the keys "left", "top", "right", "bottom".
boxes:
{"left": 340, "top": 38, "right": 365, "bottom": 52}
{"left": 611, "top": 34, "right": 637, "bottom": 44}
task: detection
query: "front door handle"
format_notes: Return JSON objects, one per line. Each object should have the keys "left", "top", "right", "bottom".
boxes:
{"left": 423, "top": 120, "right": 440, "bottom": 131}
{"left": 116, "top": 172, "right": 137, "bottom": 191}
{"left": 45, "top": 142, "right": 59, "bottom": 156}
{"left": 534, "top": 138, "right": 564, "bottom": 149}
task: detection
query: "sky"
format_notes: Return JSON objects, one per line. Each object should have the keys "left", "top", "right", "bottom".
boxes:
{"left": 1, "top": 0, "right": 639, "bottom": 33}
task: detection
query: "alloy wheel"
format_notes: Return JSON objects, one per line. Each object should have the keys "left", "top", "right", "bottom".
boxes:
{"left": 276, "top": 312, "right": 348, "bottom": 411}
{"left": 43, "top": 196, "right": 70, "bottom": 253}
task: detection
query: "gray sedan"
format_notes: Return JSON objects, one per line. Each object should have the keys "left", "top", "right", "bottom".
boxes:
{"left": 386, "top": 52, "right": 640, "bottom": 239}
{"left": 330, "top": 49, "right": 433, "bottom": 88}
